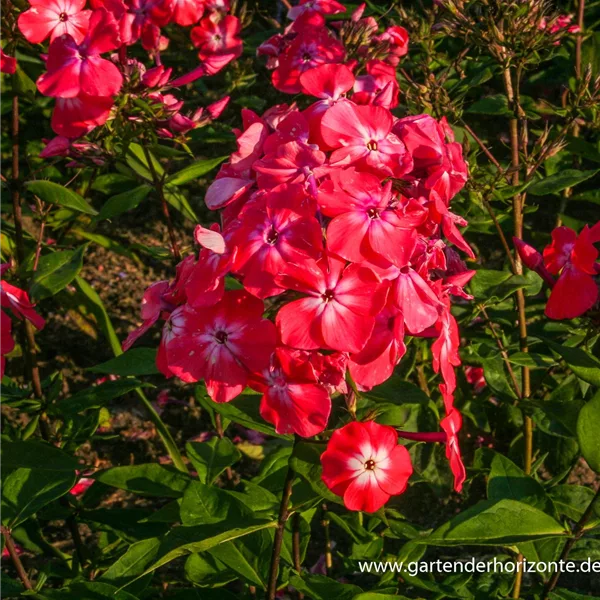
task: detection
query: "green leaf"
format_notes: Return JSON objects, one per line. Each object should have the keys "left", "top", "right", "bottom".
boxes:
{"left": 101, "top": 537, "right": 161, "bottom": 593}
{"left": 163, "top": 186, "right": 198, "bottom": 222}
{"left": 44, "top": 581, "right": 140, "bottom": 600}
{"left": 528, "top": 169, "right": 600, "bottom": 196}
{"left": 508, "top": 352, "right": 557, "bottom": 369}
{"left": 180, "top": 481, "right": 248, "bottom": 525}
{"left": 423, "top": 499, "right": 567, "bottom": 546}
{"left": 488, "top": 453, "right": 547, "bottom": 509}
{"left": 466, "top": 94, "right": 512, "bottom": 116}
{"left": 88, "top": 348, "right": 159, "bottom": 376}
{"left": 92, "top": 173, "right": 137, "bottom": 195}
{"left": 13, "top": 66, "right": 36, "bottom": 97}
{"left": 167, "top": 156, "right": 228, "bottom": 185}
{"left": 195, "top": 389, "right": 286, "bottom": 438}
{"left": 577, "top": 391, "right": 600, "bottom": 472}
{"left": 24, "top": 180, "right": 98, "bottom": 215}
{"left": 2, "top": 468, "right": 77, "bottom": 528}
{"left": 550, "top": 591, "right": 600, "bottom": 600}
{"left": 96, "top": 185, "right": 151, "bottom": 220}
{"left": 2, "top": 440, "right": 80, "bottom": 471}
{"left": 126, "top": 144, "right": 164, "bottom": 181}
{"left": 549, "top": 485, "right": 600, "bottom": 524}
{"left": 470, "top": 269, "right": 542, "bottom": 303}
{"left": 543, "top": 340, "right": 600, "bottom": 386}
{"left": 290, "top": 442, "right": 342, "bottom": 505}
{"left": 137, "top": 519, "right": 277, "bottom": 579}
{"left": 52, "top": 379, "right": 147, "bottom": 415}
{"left": 73, "top": 276, "right": 121, "bottom": 355}
{"left": 288, "top": 574, "right": 363, "bottom": 600}
{"left": 29, "top": 246, "right": 86, "bottom": 301}
{"left": 186, "top": 437, "right": 241, "bottom": 485}
{"left": 94, "top": 464, "right": 191, "bottom": 497}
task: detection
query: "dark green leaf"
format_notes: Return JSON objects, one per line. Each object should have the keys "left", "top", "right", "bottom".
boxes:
{"left": 488, "top": 453, "right": 547, "bottom": 509}
{"left": 186, "top": 437, "right": 241, "bottom": 485}
{"left": 88, "top": 348, "right": 159, "bottom": 376}
{"left": 167, "top": 156, "right": 228, "bottom": 185}
{"left": 528, "top": 169, "right": 600, "bottom": 196}
{"left": 30, "top": 246, "right": 86, "bottom": 301}
{"left": 97, "top": 185, "right": 151, "bottom": 220}
{"left": 423, "top": 499, "right": 566, "bottom": 546}
{"left": 94, "top": 464, "right": 191, "bottom": 497}
{"left": 542, "top": 340, "right": 600, "bottom": 386}
{"left": 466, "top": 94, "right": 512, "bottom": 116}
{"left": 2, "top": 440, "right": 79, "bottom": 471}
{"left": 24, "top": 180, "right": 97, "bottom": 215}
{"left": 288, "top": 574, "right": 363, "bottom": 600}
{"left": 577, "top": 391, "right": 600, "bottom": 472}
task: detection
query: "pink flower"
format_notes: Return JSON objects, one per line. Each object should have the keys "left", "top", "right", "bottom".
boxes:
{"left": 0, "top": 279, "right": 46, "bottom": 332}
{"left": 170, "top": 0, "right": 204, "bottom": 26}
{"left": 272, "top": 26, "right": 345, "bottom": 94}
{"left": 353, "top": 60, "right": 400, "bottom": 109}
{"left": 320, "top": 101, "right": 413, "bottom": 177}
{"left": 275, "top": 255, "right": 387, "bottom": 354}
{"left": 250, "top": 347, "right": 331, "bottom": 437}
{"left": 231, "top": 184, "right": 323, "bottom": 298}
{"left": 349, "top": 302, "right": 406, "bottom": 391}
{"left": 191, "top": 14, "right": 242, "bottom": 64}
{"left": 542, "top": 224, "right": 600, "bottom": 320}
{"left": 432, "top": 299, "right": 461, "bottom": 402}
{"left": 70, "top": 476, "right": 94, "bottom": 497}
{"left": 464, "top": 366, "right": 486, "bottom": 394}
{"left": 317, "top": 168, "right": 418, "bottom": 267}
{"left": 51, "top": 94, "right": 113, "bottom": 137}
{"left": 321, "top": 420, "right": 413, "bottom": 512}
{"left": 19, "top": 0, "right": 92, "bottom": 44}
{"left": 162, "top": 290, "right": 277, "bottom": 402}
{"left": 288, "top": 0, "right": 346, "bottom": 20}
{"left": 0, "top": 49, "right": 17, "bottom": 74}
{"left": 440, "top": 408, "right": 466, "bottom": 492}
{"left": 375, "top": 25, "right": 409, "bottom": 66}
{"left": 37, "top": 8, "right": 123, "bottom": 98}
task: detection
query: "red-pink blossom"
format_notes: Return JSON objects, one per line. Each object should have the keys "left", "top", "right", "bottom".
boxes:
{"left": 0, "top": 50, "right": 16, "bottom": 74}
{"left": 275, "top": 255, "right": 387, "bottom": 353}
{"left": 19, "top": 0, "right": 91, "bottom": 45}
{"left": 250, "top": 347, "right": 331, "bottom": 437}
{"left": 37, "top": 8, "right": 123, "bottom": 98}
{"left": 51, "top": 94, "right": 113, "bottom": 137}
{"left": 321, "top": 420, "right": 413, "bottom": 512}
{"left": 162, "top": 291, "right": 277, "bottom": 402}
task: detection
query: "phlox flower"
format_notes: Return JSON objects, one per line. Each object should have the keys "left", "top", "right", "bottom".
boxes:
{"left": 36, "top": 8, "right": 123, "bottom": 98}
{"left": 275, "top": 255, "right": 387, "bottom": 354}
{"left": 19, "top": 0, "right": 92, "bottom": 45}
{"left": 250, "top": 347, "right": 331, "bottom": 438}
{"left": 321, "top": 420, "right": 413, "bottom": 512}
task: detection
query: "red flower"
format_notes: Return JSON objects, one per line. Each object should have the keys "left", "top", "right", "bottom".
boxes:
{"left": 37, "top": 8, "right": 123, "bottom": 98}
{"left": 353, "top": 60, "right": 400, "bottom": 109}
{"left": 276, "top": 255, "right": 387, "bottom": 354}
{"left": 19, "top": 0, "right": 92, "bottom": 44}
{"left": 70, "top": 476, "right": 95, "bottom": 497}
{"left": 51, "top": 94, "right": 113, "bottom": 137}
{"left": 320, "top": 101, "right": 412, "bottom": 177}
{"left": 375, "top": 25, "right": 409, "bottom": 66}
{"left": 287, "top": 0, "right": 346, "bottom": 21}
{"left": 191, "top": 14, "right": 242, "bottom": 66}
{"left": 440, "top": 408, "right": 466, "bottom": 492}
{"left": 170, "top": 0, "right": 204, "bottom": 26}
{"left": 318, "top": 168, "right": 418, "bottom": 266}
{"left": 272, "top": 26, "right": 345, "bottom": 94}
{"left": 250, "top": 347, "right": 331, "bottom": 437}
{"left": 0, "top": 49, "right": 16, "bottom": 75}
{"left": 542, "top": 224, "right": 600, "bottom": 320}
{"left": 231, "top": 184, "right": 323, "bottom": 298}
{"left": 321, "top": 421, "right": 413, "bottom": 512}
{"left": 162, "top": 291, "right": 277, "bottom": 402}
{"left": 0, "top": 280, "right": 46, "bottom": 331}
{"left": 349, "top": 302, "right": 406, "bottom": 391}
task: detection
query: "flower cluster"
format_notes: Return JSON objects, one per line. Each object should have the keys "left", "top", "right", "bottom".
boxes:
{"left": 15, "top": 0, "right": 242, "bottom": 145}
{"left": 126, "top": 14, "right": 475, "bottom": 508}
{"left": 514, "top": 222, "right": 600, "bottom": 321}
{"left": 258, "top": 1, "right": 408, "bottom": 101}
{"left": 0, "top": 264, "right": 46, "bottom": 378}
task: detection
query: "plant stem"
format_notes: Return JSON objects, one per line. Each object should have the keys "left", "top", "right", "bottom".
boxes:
{"left": 266, "top": 445, "right": 297, "bottom": 600}
{"left": 1, "top": 527, "right": 33, "bottom": 590}
{"left": 542, "top": 486, "right": 600, "bottom": 599}
{"left": 142, "top": 145, "right": 181, "bottom": 262}
{"left": 291, "top": 513, "right": 304, "bottom": 600}
{"left": 503, "top": 62, "right": 532, "bottom": 600}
